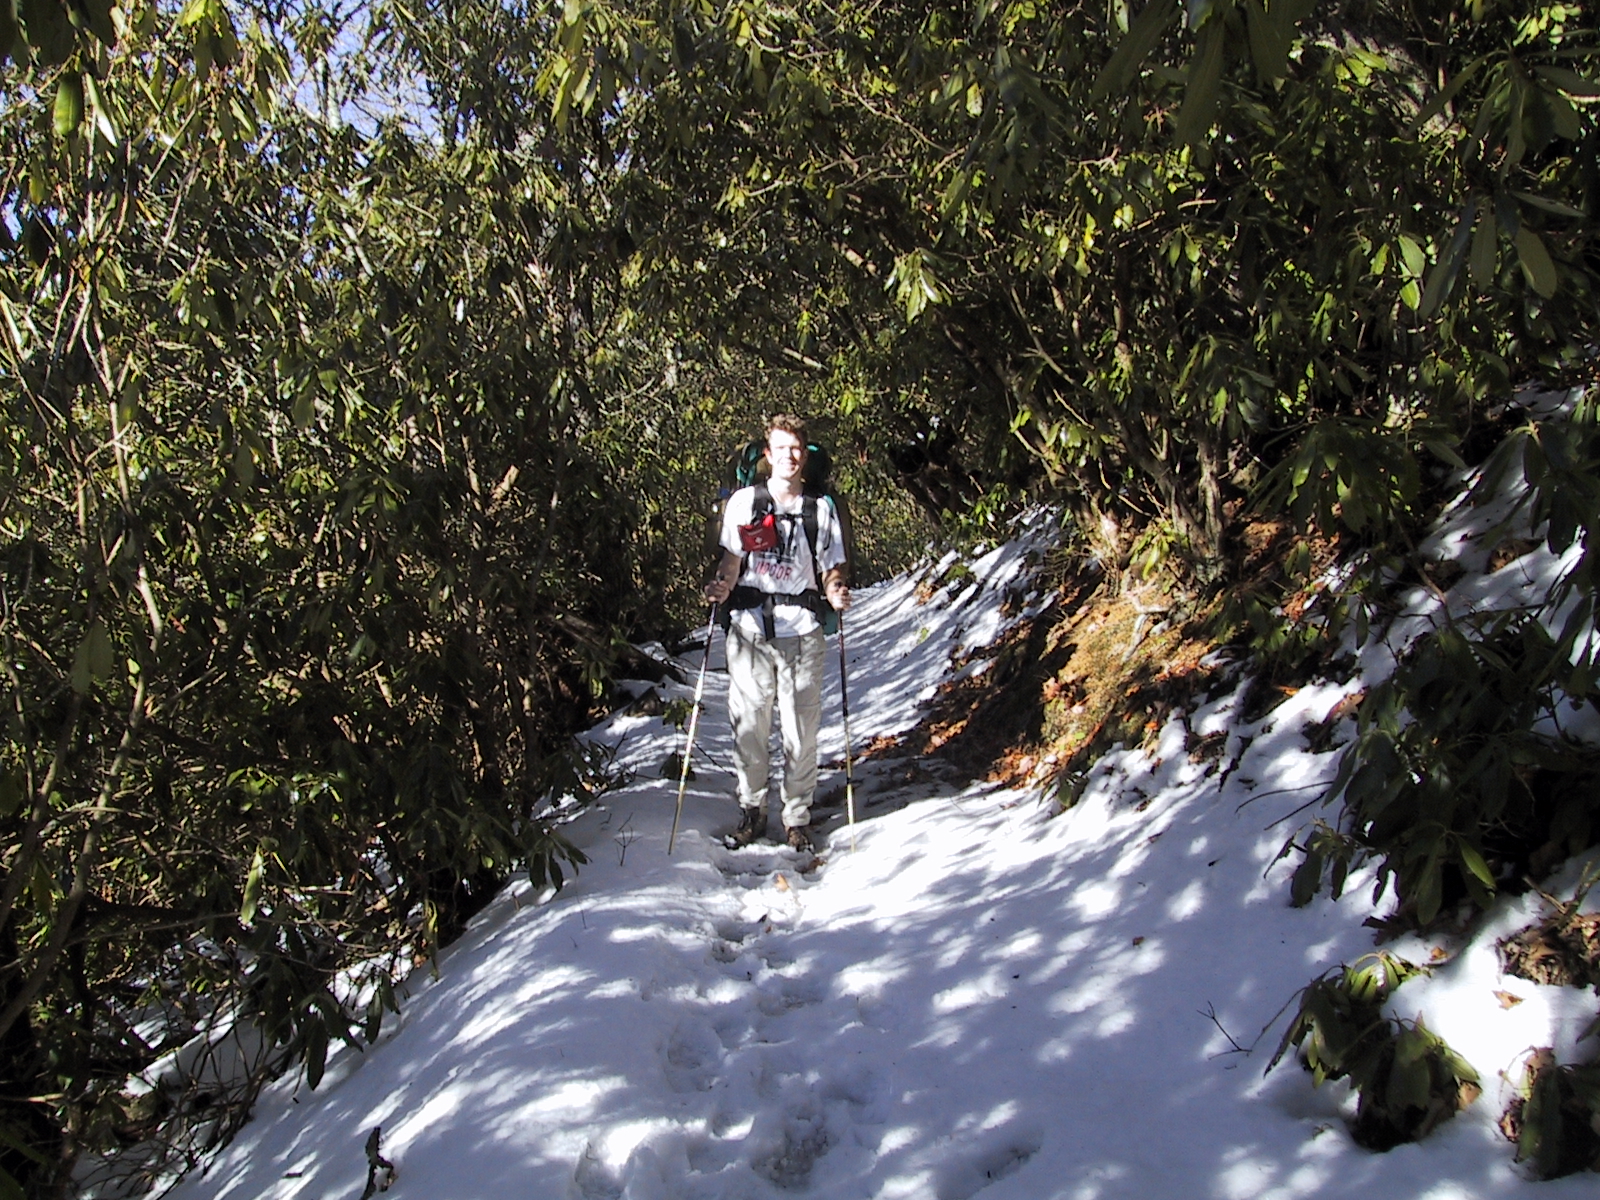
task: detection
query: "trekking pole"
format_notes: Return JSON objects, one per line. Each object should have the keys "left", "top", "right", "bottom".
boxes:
{"left": 669, "top": 604, "right": 718, "bottom": 857}
{"left": 838, "top": 613, "right": 857, "bottom": 853}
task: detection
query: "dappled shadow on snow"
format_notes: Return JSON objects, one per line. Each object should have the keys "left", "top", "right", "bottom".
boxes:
{"left": 178, "top": 710, "right": 1527, "bottom": 1200}
{"left": 757, "top": 716, "right": 1539, "bottom": 1200}
{"left": 165, "top": 520, "right": 1582, "bottom": 1200}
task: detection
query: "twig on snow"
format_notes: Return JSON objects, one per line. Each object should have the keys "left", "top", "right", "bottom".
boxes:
{"left": 1201, "top": 1002, "right": 1250, "bottom": 1057}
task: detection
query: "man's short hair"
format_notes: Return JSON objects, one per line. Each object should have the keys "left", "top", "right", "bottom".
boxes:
{"left": 767, "top": 414, "right": 809, "bottom": 444}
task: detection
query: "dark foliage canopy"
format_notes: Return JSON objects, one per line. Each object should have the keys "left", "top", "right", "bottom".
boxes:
{"left": 2, "top": 0, "right": 1599, "bottom": 1191}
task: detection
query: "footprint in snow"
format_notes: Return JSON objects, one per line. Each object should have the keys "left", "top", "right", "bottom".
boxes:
{"left": 571, "top": 1141, "right": 623, "bottom": 1200}
{"left": 748, "top": 1102, "right": 833, "bottom": 1190}
{"left": 819, "top": 1061, "right": 891, "bottom": 1125}
{"left": 661, "top": 1017, "right": 725, "bottom": 1094}
{"left": 932, "top": 1124, "right": 1045, "bottom": 1200}
{"left": 855, "top": 992, "right": 902, "bottom": 1031}
{"left": 710, "top": 844, "right": 821, "bottom": 884}
{"left": 756, "top": 977, "right": 824, "bottom": 1017}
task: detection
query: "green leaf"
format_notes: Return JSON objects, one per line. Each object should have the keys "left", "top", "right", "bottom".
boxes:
{"left": 1407, "top": 57, "right": 1484, "bottom": 135}
{"left": 1396, "top": 235, "right": 1425, "bottom": 278}
{"left": 1244, "top": 0, "right": 1291, "bottom": 82}
{"left": 1419, "top": 204, "right": 1473, "bottom": 317}
{"left": 81, "top": 0, "right": 115, "bottom": 45}
{"left": 1092, "top": 0, "right": 1178, "bottom": 99}
{"left": 303, "top": 1016, "right": 329, "bottom": 1088}
{"left": 1515, "top": 227, "right": 1559, "bottom": 298}
{"left": 940, "top": 167, "right": 973, "bottom": 220}
{"left": 1289, "top": 447, "right": 1312, "bottom": 490}
{"left": 1469, "top": 201, "right": 1497, "bottom": 289}
{"left": 1536, "top": 65, "right": 1600, "bottom": 98}
{"left": 1414, "top": 858, "right": 1442, "bottom": 926}
{"left": 1347, "top": 960, "right": 1380, "bottom": 1004}
{"left": 0, "top": 0, "right": 19, "bottom": 66}
{"left": 20, "top": 0, "right": 75, "bottom": 65}
{"left": 1456, "top": 841, "right": 1495, "bottom": 891}
{"left": 29, "top": 857, "right": 53, "bottom": 920}
{"left": 1544, "top": 89, "right": 1582, "bottom": 141}
{"left": 71, "top": 618, "right": 111, "bottom": 693}
{"left": 1267, "top": 1005, "right": 1309, "bottom": 1074}
{"left": 1174, "top": 19, "right": 1226, "bottom": 146}
{"left": 1386, "top": 1041, "right": 1432, "bottom": 1112}
{"left": 891, "top": 249, "right": 947, "bottom": 321}
{"left": 1393, "top": 1022, "right": 1431, "bottom": 1065}
{"left": 1290, "top": 846, "right": 1323, "bottom": 907}
{"left": 1505, "top": 74, "right": 1528, "bottom": 166}
{"left": 309, "top": 989, "right": 360, "bottom": 1048}
{"left": 53, "top": 72, "right": 83, "bottom": 137}
{"left": 240, "top": 846, "right": 265, "bottom": 924}
{"left": 671, "top": 18, "right": 696, "bottom": 71}
{"left": 1423, "top": 440, "right": 1466, "bottom": 470}
{"left": 1512, "top": 190, "right": 1587, "bottom": 219}
{"left": 422, "top": 899, "right": 440, "bottom": 959}
{"left": 87, "top": 618, "right": 112, "bottom": 682}
{"left": 1329, "top": 851, "right": 1349, "bottom": 900}
{"left": 362, "top": 1001, "right": 382, "bottom": 1046}
{"left": 0, "top": 771, "right": 23, "bottom": 819}
{"left": 1568, "top": 1063, "right": 1600, "bottom": 1103}
{"left": 1442, "top": 1045, "right": 1480, "bottom": 1088}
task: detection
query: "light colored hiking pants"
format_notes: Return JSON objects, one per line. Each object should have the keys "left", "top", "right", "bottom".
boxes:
{"left": 725, "top": 622, "right": 827, "bottom": 829}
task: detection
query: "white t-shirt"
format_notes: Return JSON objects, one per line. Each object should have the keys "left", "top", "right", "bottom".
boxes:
{"left": 720, "top": 486, "right": 846, "bottom": 639}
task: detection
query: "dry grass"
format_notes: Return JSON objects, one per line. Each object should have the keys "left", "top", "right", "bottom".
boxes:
{"left": 873, "top": 560, "right": 1229, "bottom": 801}
{"left": 1499, "top": 895, "right": 1600, "bottom": 989}
{"left": 865, "top": 518, "right": 1342, "bottom": 805}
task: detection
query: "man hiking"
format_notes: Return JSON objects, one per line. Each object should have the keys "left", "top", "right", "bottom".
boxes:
{"left": 704, "top": 415, "right": 851, "bottom": 851}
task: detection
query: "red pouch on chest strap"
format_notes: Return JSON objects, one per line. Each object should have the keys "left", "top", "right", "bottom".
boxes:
{"left": 738, "top": 513, "right": 779, "bottom": 553}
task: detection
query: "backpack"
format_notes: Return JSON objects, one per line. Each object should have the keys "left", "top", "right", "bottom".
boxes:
{"left": 721, "top": 438, "right": 855, "bottom": 636}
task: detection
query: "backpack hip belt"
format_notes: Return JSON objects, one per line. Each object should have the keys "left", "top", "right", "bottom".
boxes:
{"left": 723, "top": 585, "right": 826, "bottom": 640}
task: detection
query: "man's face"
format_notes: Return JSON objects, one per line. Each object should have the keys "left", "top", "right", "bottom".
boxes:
{"left": 766, "top": 429, "right": 807, "bottom": 485}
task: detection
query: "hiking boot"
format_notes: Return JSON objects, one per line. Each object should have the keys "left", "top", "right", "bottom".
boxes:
{"left": 784, "top": 824, "right": 813, "bottom": 852}
{"left": 727, "top": 807, "right": 767, "bottom": 847}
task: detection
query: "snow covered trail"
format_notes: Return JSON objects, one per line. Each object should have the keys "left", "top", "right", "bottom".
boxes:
{"left": 168, "top": 522, "right": 1597, "bottom": 1200}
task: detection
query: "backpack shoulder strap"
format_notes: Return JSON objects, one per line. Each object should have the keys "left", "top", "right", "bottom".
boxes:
{"left": 803, "top": 494, "right": 841, "bottom": 634}
{"left": 737, "top": 486, "right": 774, "bottom": 562}
{"left": 738, "top": 485, "right": 775, "bottom": 575}
{"left": 802, "top": 495, "right": 820, "bottom": 587}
